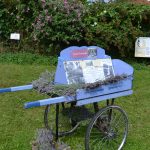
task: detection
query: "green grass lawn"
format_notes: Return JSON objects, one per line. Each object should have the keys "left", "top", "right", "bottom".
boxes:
{"left": 0, "top": 63, "right": 150, "bottom": 150}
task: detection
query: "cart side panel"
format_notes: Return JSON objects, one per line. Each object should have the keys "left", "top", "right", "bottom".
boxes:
{"left": 54, "top": 57, "right": 68, "bottom": 84}
{"left": 76, "top": 59, "right": 134, "bottom": 100}
{"left": 77, "top": 90, "right": 133, "bottom": 106}
{"left": 113, "top": 59, "right": 134, "bottom": 76}
{"left": 76, "top": 78, "right": 133, "bottom": 100}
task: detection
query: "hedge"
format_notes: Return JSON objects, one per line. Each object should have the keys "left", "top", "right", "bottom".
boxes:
{"left": 85, "top": 2, "right": 150, "bottom": 57}
{"left": 0, "top": 0, "right": 150, "bottom": 57}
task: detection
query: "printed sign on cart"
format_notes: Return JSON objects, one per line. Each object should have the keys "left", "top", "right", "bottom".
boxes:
{"left": 64, "top": 58, "right": 115, "bottom": 84}
{"left": 71, "top": 47, "right": 97, "bottom": 58}
{"left": 135, "top": 37, "right": 150, "bottom": 57}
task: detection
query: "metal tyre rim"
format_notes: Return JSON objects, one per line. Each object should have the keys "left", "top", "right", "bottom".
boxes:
{"left": 85, "top": 105, "right": 128, "bottom": 150}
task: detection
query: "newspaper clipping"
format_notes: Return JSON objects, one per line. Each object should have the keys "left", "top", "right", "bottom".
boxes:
{"left": 64, "top": 58, "right": 114, "bottom": 84}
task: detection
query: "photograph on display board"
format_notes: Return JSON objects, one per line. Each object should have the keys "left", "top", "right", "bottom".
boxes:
{"left": 87, "top": 48, "right": 97, "bottom": 58}
{"left": 64, "top": 58, "right": 115, "bottom": 84}
{"left": 63, "top": 61, "right": 85, "bottom": 84}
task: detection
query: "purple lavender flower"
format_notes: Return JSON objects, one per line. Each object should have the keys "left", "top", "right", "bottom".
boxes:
{"left": 45, "top": 16, "right": 52, "bottom": 23}
{"left": 44, "top": 9, "right": 48, "bottom": 14}
{"left": 41, "top": 0, "right": 46, "bottom": 2}
{"left": 41, "top": 0, "right": 46, "bottom": 8}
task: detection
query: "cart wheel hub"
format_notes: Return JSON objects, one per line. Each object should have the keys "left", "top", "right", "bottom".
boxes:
{"left": 107, "top": 131, "right": 116, "bottom": 139}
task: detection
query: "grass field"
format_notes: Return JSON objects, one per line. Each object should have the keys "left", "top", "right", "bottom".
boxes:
{"left": 0, "top": 62, "right": 150, "bottom": 150}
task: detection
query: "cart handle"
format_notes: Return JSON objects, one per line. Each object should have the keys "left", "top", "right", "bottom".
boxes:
{"left": 0, "top": 84, "right": 33, "bottom": 93}
{"left": 24, "top": 96, "right": 74, "bottom": 109}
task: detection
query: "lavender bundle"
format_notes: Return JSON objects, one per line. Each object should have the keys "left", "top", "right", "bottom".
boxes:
{"left": 32, "top": 71, "right": 129, "bottom": 96}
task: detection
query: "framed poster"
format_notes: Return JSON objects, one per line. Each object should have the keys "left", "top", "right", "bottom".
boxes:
{"left": 135, "top": 37, "right": 150, "bottom": 57}
{"left": 64, "top": 58, "right": 115, "bottom": 84}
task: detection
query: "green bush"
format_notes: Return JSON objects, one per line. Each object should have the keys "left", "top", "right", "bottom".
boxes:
{"left": 0, "top": 1, "right": 150, "bottom": 57}
{"left": 0, "top": 0, "right": 41, "bottom": 52}
{"left": 31, "top": 0, "right": 86, "bottom": 54}
{"left": 0, "top": 1, "right": 38, "bottom": 40}
{"left": 84, "top": 2, "right": 150, "bottom": 57}
{"left": 0, "top": 2, "right": 12, "bottom": 40}
{"left": 0, "top": 0, "right": 87, "bottom": 54}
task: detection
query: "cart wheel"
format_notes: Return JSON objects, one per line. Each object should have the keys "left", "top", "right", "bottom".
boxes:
{"left": 85, "top": 105, "right": 128, "bottom": 150}
{"left": 44, "top": 104, "right": 80, "bottom": 137}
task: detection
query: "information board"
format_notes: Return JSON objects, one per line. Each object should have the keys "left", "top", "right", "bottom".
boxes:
{"left": 64, "top": 58, "right": 115, "bottom": 84}
{"left": 135, "top": 37, "right": 150, "bottom": 57}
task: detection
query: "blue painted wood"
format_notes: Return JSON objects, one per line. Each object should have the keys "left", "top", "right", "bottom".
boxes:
{"left": 11, "top": 85, "right": 33, "bottom": 92}
{"left": 24, "top": 101, "right": 41, "bottom": 108}
{"left": 60, "top": 46, "right": 109, "bottom": 61}
{"left": 77, "top": 90, "right": 133, "bottom": 106}
{"left": 44, "top": 46, "right": 134, "bottom": 108}
{"left": 54, "top": 58, "right": 68, "bottom": 84}
{"left": 24, "top": 96, "right": 75, "bottom": 109}
{"left": 76, "top": 78, "right": 132, "bottom": 100}
{"left": 54, "top": 46, "right": 134, "bottom": 85}
{"left": 24, "top": 89, "right": 132, "bottom": 109}
{"left": 112, "top": 59, "right": 134, "bottom": 76}
{"left": 0, "top": 45, "right": 134, "bottom": 109}
{"left": 0, "top": 85, "right": 33, "bottom": 93}
{"left": 55, "top": 46, "right": 111, "bottom": 84}
{"left": 0, "top": 88, "right": 11, "bottom": 93}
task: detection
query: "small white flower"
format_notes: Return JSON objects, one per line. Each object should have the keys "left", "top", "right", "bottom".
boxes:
{"left": 103, "top": 10, "right": 107, "bottom": 13}
{"left": 94, "top": 22, "right": 97, "bottom": 25}
{"left": 91, "top": 22, "right": 97, "bottom": 27}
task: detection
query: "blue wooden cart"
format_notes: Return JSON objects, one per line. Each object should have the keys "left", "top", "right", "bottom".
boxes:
{"left": 0, "top": 46, "right": 133, "bottom": 150}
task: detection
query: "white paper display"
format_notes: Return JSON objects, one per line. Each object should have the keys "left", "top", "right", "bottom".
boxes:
{"left": 135, "top": 37, "right": 150, "bottom": 57}
{"left": 64, "top": 58, "right": 115, "bottom": 84}
{"left": 10, "top": 33, "right": 20, "bottom": 40}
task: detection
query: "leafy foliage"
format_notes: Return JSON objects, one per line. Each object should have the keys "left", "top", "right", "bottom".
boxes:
{"left": 84, "top": 2, "right": 150, "bottom": 57}
{"left": 0, "top": 2, "right": 12, "bottom": 39}
{"left": 1, "top": 1, "right": 150, "bottom": 57}
{"left": 32, "top": 0, "right": 86, "bottom": 53}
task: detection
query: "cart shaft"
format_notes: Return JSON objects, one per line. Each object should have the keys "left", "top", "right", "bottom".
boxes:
{"left": 24, "top": 96, "right": 74, "bottom": 109}
{"left": 24, "top": 90, "right": 132, "bottom": 109}
{"left": 0, "top": 84, "right": 33, "bottom": 93}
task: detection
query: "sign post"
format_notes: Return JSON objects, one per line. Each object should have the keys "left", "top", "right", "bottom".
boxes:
{"left": 10, "top": 33, "right": 20, "bottom": 51}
